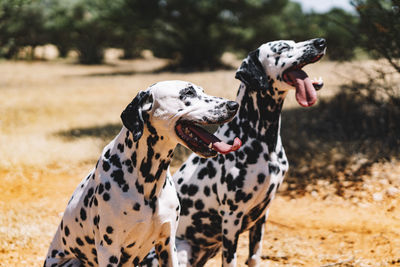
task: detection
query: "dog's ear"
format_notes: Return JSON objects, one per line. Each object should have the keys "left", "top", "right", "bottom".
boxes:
{"left": 235, "top": 49, "right": 268, "bottom": 91}
{"left": 121, "top": 90, "right": 154, "bottom": 142}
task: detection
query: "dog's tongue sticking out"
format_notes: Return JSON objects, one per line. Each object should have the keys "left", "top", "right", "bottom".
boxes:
{"left": 287, "top": 69, "right": 317, "bottom": 107}
{"left": 212, "top": 138, "right": 242, "bottom": 154}
{"left": 189, "top": 126, "right": 242, "bottom": 154}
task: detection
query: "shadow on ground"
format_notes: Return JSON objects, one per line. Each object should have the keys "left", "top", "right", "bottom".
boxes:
{"left": 80, "top": 69, "right": 159, "bottom": 77}
{"left": 281, "top": 90, "right": 400, "bottom": 196}
{"left": 57, "top": 123, "right": 122, "bottom": 142}
{"left": 66, "top": 60, "right": 235, "bottom": 78}
{"left": 56, "top": 122, "right": 197, "bottom": 168}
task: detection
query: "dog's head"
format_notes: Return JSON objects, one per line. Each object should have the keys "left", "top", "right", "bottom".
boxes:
{"left": 236, "top": 38, "right": 326, "bottom": 107}
{"left": 121, "top": 80, "right": 241, "bottom": 158}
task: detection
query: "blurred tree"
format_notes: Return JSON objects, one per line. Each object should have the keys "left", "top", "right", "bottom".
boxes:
{"left": 107, "top": 0, "right": 160, "bottom": 59}
{"left": 224, "top": 0, "right": 291, "bottom": 54}
{"left": 345, "top": 0, "right": 400, "bottom": 134}
{"left": 0, "top": 0, "right": 46, "bottom": 59}
{"left": 43, "top": 0, "right": 115, "bottom": 64}
{"left": 43, "top": 0, "right": 160, "bottom": 63}
{"left": 353, "top": 0, "right": 400, "bottom": 72}
{"left": 0, "top": 0, "right": 360, "bottom": 65}
{"left": 313, "top": 8, "right": 358, "bottom": 61}
{"left": 42, "top": 0, "right": 75, "bottom": 58}
{"left": 278, "top": 2, "right": 319, "bottom": 40}
{"left": 150, "top": 0, "right": 288, "bottom": 70}
{"left": 231, "top": 2, "right": 358, "bottom": 61}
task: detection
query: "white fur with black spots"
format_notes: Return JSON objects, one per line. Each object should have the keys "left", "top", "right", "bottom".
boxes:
{"left": 142, "top": 38, "right": 327, "bottom": 267}
{"left": 44, "top": 80, "right": 240, "bottom": 267}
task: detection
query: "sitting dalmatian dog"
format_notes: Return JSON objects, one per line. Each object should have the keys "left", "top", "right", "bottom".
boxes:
{"left": 44, "top": 80, "right": 242, "bottom": 267}
{"left": 141, "top": 38, "right": 327, "bottom": 267}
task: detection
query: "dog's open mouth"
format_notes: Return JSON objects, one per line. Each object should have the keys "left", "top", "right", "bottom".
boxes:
{"left": 175, "top": 121, "right": 242, "bottom": 158}
{"left": 282, "top": 54, "right": 324, "bottom": 107}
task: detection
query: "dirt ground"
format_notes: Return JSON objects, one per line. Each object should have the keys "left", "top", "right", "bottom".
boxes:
{"left": 0, "top": 55, "right": 399, "bottom": 266}
{"left": 1, "top": 162, "right": 400, "bottom": 267}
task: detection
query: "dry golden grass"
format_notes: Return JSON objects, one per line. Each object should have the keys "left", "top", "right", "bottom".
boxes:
{"left": 0, "top": 56, "right": 352, "bottom": 173}
{"left": 0, "top": 58, "right": 244, "bottom": 173}
{"left": 1, "top": 57, "right": 400, "bottom": 266}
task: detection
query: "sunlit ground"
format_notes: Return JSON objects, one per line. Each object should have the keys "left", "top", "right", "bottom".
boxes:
{"left": 0, "top": 55, "right": 399, "bottom": 266}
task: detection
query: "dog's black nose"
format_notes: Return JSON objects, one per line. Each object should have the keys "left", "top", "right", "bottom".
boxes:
{"left": 313, "top": 38, "right": 326, "bottom": 50}
{"left": 226, "top": 101, "right": 239, "bottom": 111}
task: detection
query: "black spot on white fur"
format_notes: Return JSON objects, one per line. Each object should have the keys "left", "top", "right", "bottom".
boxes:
{"left": 141, "top": 39, "right": 326, "bottom": 266}
{"left": 44, "top": 81, "right": 240, "bottom": 267}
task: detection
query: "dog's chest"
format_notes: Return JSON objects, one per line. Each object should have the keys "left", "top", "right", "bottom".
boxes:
{"left": 224, "top": 139, "right": 287, "bottom": 189}
{"left": 62, "top": 166, "right": 179, "bottom": 251}
{"left": 231, "top": 147, "right": 287, "bottom": 233}
{"left": 216, "top": 138, "right": 288, "bottom": 225}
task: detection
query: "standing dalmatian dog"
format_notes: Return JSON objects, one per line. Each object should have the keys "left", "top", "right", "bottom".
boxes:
{"left": 44, "top": 80, "right": 242, "bottom": 267}
{"left": 141, "top": 38, "right": 326, "bottom": 267}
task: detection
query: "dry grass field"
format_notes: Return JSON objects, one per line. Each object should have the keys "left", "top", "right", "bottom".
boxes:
{"left": 0, "top": 55, "right": 400, "bottom": 267}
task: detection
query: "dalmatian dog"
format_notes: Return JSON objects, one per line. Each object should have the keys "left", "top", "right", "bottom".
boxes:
{"left": 43, "top": 80, "right": 242, "bottom": 267}
{"left": 141, "top": 38, "right": 326, "bottom": 267}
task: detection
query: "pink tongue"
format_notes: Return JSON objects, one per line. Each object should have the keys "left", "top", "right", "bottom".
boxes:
{"left": 287, "top": 69, "right": 317, "bottom": 107}
{"left": 189, "top": 126, "right": 242, "bottom": 154}
{"left": 212, "top": 138, "right": 242, "bottom": 154}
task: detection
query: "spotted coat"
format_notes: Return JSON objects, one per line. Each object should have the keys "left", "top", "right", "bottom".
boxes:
{"left": 141, "top": 38, "right": 327, "bottom": 267}
{"left": 43, "top": 80, "right": 239, "bottom": 267}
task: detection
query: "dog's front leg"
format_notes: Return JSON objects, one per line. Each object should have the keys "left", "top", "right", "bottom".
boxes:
{"left": 221, "top": 219, "right": 240, "bottom": 267}
{"left": 246, "top": 214, "right": 266, "bottom": 267}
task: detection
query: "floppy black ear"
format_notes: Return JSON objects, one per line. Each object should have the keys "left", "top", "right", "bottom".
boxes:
{"left": 235, "top": 49, "right": 268, "bottom": 91}
{"left": 121, "top": 90, "right": 153, "bottom": 142}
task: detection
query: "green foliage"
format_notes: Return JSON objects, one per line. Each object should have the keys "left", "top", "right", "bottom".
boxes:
{"left": 0, "top": 0, "right": 361, "bottom": 66}
{"left": 43, "top": 0, "right": 115, "bottom": 64}
{"left": 42, "top": 0, "right": 75, "bottom": 58}
{"left": 312, "top": 8, "right": 359, "bottom": 61}
{"left": 43, "top": 0, "right": 161, "bottom": 63}
{"left": 0, "top": 0, "right": 46, "bottom": 59}
{"left": 353, "top": 0, "right": 400, "bottom": 72}
{"left": 150, "top": 0, "right": 288, "bottom": 70}
{"left": 232, "top": 2, "right": 358, "bottom": 61}
{"left": 107, "top": 0, "right": 160, "bottom": 59}
{"left": 232, "top": 1, "right": 301, "bottom": 53}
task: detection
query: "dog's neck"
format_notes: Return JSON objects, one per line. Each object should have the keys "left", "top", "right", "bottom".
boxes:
{"left": 219, "top": 82, "right": 288, "bottom": 153}
{"left": 108, "top": 126, "right": 175, "bottom": 200}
